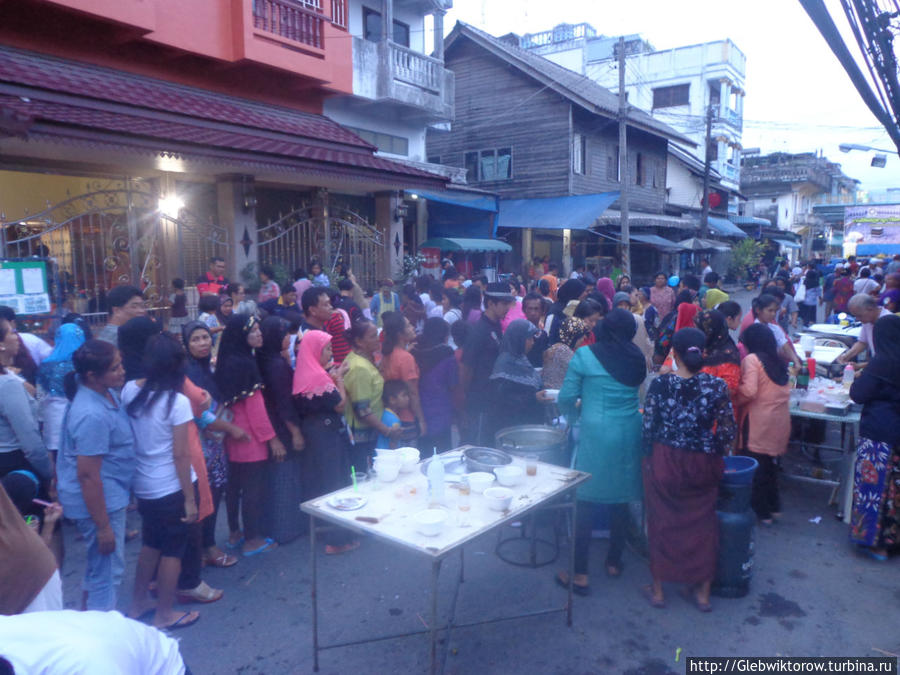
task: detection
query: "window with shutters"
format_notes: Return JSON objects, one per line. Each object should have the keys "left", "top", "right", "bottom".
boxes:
{"left": 608, "top": 146, "right": 620, "bottom": 182}
{"left": 573, "top": 134, "right": 586, "bottom": 175}
{"left": 652, "top": 84, "right": 690, "bottom": 109}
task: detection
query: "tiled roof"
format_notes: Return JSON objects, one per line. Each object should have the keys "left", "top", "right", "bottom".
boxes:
{"left": 0, "top": 46, "right": 447, "bottom": 186}
{"left": 448, "top": 23, "right": 697, "bottom": 147}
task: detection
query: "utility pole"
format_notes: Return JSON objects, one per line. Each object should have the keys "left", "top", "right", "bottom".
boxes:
{"left": 617, "top": 36, "right": 631, "bottom": 277}
{"left": 699, "top": 104, "right": 714, "bottom": 239}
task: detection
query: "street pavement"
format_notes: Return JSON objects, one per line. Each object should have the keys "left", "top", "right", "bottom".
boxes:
{"left": 55, "top": 287, "right": 899, "bottom": 674}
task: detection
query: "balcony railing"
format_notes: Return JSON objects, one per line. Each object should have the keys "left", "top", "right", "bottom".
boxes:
{"left": 723, "top": 108, "right": 742, "bottom": 130}
{"left": 253, "top": 0, "right": 324, "bottom": 49}
{"left": 390, "top": 42, "right": 443, "bottom": 93}
{"left": 330, "top": 0, "right": 346, "bottom": 29}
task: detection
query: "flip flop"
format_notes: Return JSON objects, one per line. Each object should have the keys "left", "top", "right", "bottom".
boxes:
{"left": 158, "top": 611, "right": 200, "bottom": 630}
{"left": 555, "top": 571, "right": 590, "bottom": 596}
{"left": 176, "top": 581, "right": 224, "bottom": 604}
{"left": 678, "top": 586, "right": 712, "bottom": 613}
{"left": 204, "top": 552, "right": 239, "bottom": 568}
{"left": 225, "top": 536, "right": 244, "bottom": 550}
{"left": 856, "top": 546, "right": 888, "bottom": 562}
{"left": 642, "top": 584, "right": 665, "bottom": 609}
{"left": 243, "top": 538, "right": 277, "bottom": 557}
{"left": 130, "top": 608, "right": 156, "bottom": 623}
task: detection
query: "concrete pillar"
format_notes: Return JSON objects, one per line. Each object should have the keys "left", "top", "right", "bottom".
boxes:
{"left": 155, "top": 174, "right": 181, "bottom": 289}
{"left": 382, "top": 0, "right": 392, "bottom": 42}
{"left": 433, "top": 9, "right": 445, "bottom": 59}
{"left": 216, "top": 175, "right": 258, "bottom": 285}
{"left": 562, "top": 228, "right": 573, "bottom": 278}
{"left": 736, "top": 89, "right": 744, "bottom": 117}
{"left": 375, "top": 191, "right": 402, "bottom": 280}
{"left": 416, "top": 197, "right": 428, "bottom": 249}
{"left": 522, "top": 228, "right": 533, "bottom": 278}
{"left": 719, "top": 79, "right": 729, "bottom": 118}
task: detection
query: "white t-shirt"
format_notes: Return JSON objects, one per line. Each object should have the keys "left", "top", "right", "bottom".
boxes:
{"left": 854, "top": 277, "right": 879, "bottom": 295}
{"left": 0, "top": 610, "right": 186, "bottom": 675}
{"left": 20, "top": 332, "right": 52, "bottom": 365}
{"left": 755, "top": 318, "right": 788, "bottom": 349}
{"left": 121, "top": 381, "right": 195, "bottom": 500}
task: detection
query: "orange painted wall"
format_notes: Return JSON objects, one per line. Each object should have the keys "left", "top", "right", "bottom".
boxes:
{"left": 0, "top": 0, "right": 352, "bottom": 110}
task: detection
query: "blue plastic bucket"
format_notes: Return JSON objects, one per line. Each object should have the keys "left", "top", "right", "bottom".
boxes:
{"left": 721, "top": 455, "right": 758, "bottom": 486}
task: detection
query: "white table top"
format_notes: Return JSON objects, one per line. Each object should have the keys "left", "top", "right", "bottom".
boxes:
{"left": 789, "top": 406, "right": 860, "bottom": 424}
{"left": 301, "top": 453, "right": 590, "bottom": 559}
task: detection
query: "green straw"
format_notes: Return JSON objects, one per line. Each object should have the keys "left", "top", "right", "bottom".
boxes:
{"left": 351, "top": 465, "right": 358, "bottom": 492}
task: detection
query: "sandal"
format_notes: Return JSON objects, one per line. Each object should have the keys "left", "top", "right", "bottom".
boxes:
{"left": 856, "top": 546, "right": 888, "bottom": 562}
{"left": 225, "top": 535, "right": 244, "bottom": 550}
{"left": 555, "top": 571, "right": 590, "bottom": 596}
{"left": 325, "top": 541, "right": 361, "bottom": 556}
{"left": 176, "top": 581, "right": 223, "bottom": 604}
{"left": 243, "top": 538, "right": 277, "bottom": 557}
{"left": 157, "top": 610, "right": 200, "bottom": 630}
{"left": 642, "top": 584, "right": 665, "bottom": 609}
{"left": 678, "top": 586, "right": 712, "bottom": 613}
{"left": 204, "top": 552, "right": 238, "bottom": 568}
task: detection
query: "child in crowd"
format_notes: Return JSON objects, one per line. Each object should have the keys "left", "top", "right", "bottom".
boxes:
{"left": 376, "top": 380, "right": 413, "bottom": 449}
{"left": 197, "top": 294, "right": 223, "bottom": 343}
{"left": 717, "top": 300, "right": 744, "bottom": 332}
{"left": 168, "top": 279, "right": 188, "bottom": 337}
{"left": 1, "top": 470, "right": 63, "bottom": 555}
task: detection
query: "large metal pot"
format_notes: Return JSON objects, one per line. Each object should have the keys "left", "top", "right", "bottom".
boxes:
{"left": 494, "top": 425, "right": 570, "bottom": 468}
{"left": 462, "top": 447, "right": 512, "bottom": 473}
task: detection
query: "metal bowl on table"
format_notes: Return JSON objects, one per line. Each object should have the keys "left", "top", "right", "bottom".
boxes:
{"left": 462, "top": 447, "right": 512, "bottom": 474}
{"left": 494, "top": 425, "right": 570, "bottom": 468}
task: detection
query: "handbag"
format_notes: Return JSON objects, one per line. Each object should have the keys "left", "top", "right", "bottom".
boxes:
{"left": 794, "top": 280, "right": 807, "bottom": 303}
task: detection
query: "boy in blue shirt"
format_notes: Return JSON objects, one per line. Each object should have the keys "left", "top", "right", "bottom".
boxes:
{"left": 376, "top": 380, "right": 414, "bottom": 449}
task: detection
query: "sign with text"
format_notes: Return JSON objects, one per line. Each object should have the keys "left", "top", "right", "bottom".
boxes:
{"left": 0, "top": 260, "right": 51, "bottom": 315}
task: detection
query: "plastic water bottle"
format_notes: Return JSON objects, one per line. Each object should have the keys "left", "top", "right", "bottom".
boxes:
{"left": 427, "top": 447, "right": 445, "bottom": 506}
{"left": 788, "top": 362, "right": 797, "bottom": 390}
{"left": 842, "top": 364, "right": 855, "bottom": 391}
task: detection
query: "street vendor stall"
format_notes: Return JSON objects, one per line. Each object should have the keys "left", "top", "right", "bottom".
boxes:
{"left": 301, "top": 447, "right": 589, "bottom": 675}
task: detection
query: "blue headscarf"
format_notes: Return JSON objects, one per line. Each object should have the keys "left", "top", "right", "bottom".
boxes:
{"left": 45, "top": 323, "right": 85, "bottom": 363}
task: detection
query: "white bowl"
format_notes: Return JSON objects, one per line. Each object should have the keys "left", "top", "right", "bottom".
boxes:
{"left": 375, "top": 448, "right": 401, "bottom": 460}
{"left": 398, "top": 447, "right": 420, "bottom": 473}
{"left": 542, "top": 389, "right": 560, "bottom": 402}
{"left": 493, "top": 465, "right": 524, "bottom": 487}
{"left": 374, "top": 457, "right": 400, "bottom": 482}
{"left": 483, "top": 487, "right": 513, "bottom": 512}
{"left": 413, "top": 508, "right": 447, "bottom": 536}
{"left": 466, "top": 472, "right": 495, "bottom": 494}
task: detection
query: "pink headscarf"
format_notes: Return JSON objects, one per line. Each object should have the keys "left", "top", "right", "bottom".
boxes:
{"left": 595, "top": 278, "right": 615, "bottom": 306}
{"left": 292, "top": 330, "right": 336, "bottom": 398}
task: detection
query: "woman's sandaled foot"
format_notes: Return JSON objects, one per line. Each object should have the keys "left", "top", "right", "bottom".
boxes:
{"left": 243, "top": 537, "right": 277, "bottom": 557}
{"left": 203, "top": 548, "right": 238, "bottom": 568}
{"left": 176, "top": 581, "right": 223, "bottom": 604}
{"left": 856, "top": 545, "right": 888, "bottom": 561}
{"left": 127, "top": 603, "right": 157, "bottom": 622}
{"left": 642, "top": 584, "right": 665, "bottom": 608}
{"left": 226, "top": 532, "right": 244, "bottom": 550}
{"left": 154, "top": 610, "right": 200, "bottom": 630}
{"left": 679, "top": 585, "right": 712, "bottom": 613}
{"left": 605, "top": 562, "right": 623, "bottom": 577}
{"left": 556, "top": 571, "right": 590, "bottom": 596}
{"left": 325, "top": 541, "right": 361, "bottom": 556}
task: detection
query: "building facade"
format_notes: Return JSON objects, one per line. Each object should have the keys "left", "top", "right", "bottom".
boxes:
{"left": 521, "top": 24, "right": 747, "bottom": 196}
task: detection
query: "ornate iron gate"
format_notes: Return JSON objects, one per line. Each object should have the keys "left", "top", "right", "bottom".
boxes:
{"left": 0, "top": 180, "right": 228, "bottom": 318}
{"left": 257, "top": 195, "right": 382, "bottom": 291}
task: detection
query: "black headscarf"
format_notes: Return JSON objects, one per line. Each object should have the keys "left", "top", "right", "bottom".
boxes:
{"left": 215, "top": 313, "right": 263, "bottom": 406}
{"left": 867, "top": 314, "right": 900, "bottom": 386}
{"left": 182, "top": 320, "right": 220, "bottom": 401}
{"left": 547, "top": 279, "right": 587, "bottom": 344}
{"left": 257, "top": 315, "right": 288, "bottom": 376}
{"left": 590, "top": 308, "right": 646, "bottom": 388}
{"left": 741, "top": 323, "right": 789, "bottom": 386}
{"left": 695, "top": 309, "right": 740, "bottom": 367}
{"left": 118, "top": 316, "right": 162, "bottom": 381}
{"left": 411, "top": 317, "right": 454, "bottom": 375}
{"left": 489, "top": 319, "right": 541, "bottom": 389}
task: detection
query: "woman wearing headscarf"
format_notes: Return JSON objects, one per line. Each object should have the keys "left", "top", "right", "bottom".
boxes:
{"left": 215, "top": 314, "right": 285, "bottom": 558}
{"left": 695, "top": 309, "right": 742, "bottom": 401}
{"left": 703, "top": 287, "right": 729, "bottom": 311}
{"left": 542, "top": 316, "right": 590, "bottom": 390}
{"left": 556, "top": 309, "right": 646, "bottom": 594}
{"left": 848, "top": 314, "right": 900, "bottom": 560}
{"left": 595, "top": 278, "right": 615, "bottom": 309}
{"left": 736, "top": 324, "right": 791, "bottom": 525}
{"left": 293, "top": 329, "right": 358, "bottom": 555}
{"left": 256, "top": 316, "right": 306, "bottom": 544}
{"left": 120, "top": 317, "right": 221, "bottom": 602}
{"left": 37, "top": 322, "right": 85, "bottom": 456}
{"left": 411, "top": 317, "right": 459, "bottom": 453}
{"left": 487, "top": 319, "right": 546, "bottom": 438}
{"left": 546, "top": 279, "right": 586, "bottom": 346}
{"left": 182, "top": 321, "right": 242, "bottom": 569}
{"left": 642, "top": 328, "right": 736, "bottom": 611}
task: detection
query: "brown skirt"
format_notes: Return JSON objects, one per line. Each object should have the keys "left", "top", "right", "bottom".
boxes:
{"left": 643, "top": 442, "right": 723, "bottom": 585}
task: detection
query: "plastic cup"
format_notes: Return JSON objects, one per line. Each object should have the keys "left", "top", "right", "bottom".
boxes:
{"left": 525, "top": 454, "right": 539, "bottom": 477}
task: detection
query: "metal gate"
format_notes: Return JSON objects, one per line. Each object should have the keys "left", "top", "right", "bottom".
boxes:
{"left": 0, "top": 180, "right": 228, "bottom": 319}
{"left": 257, "top": 195, "right": 383, "bottom": 291}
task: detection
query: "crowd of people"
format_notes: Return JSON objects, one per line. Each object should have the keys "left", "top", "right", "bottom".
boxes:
{"left": 0, "top": 250, "right": 898, "bottom": 659}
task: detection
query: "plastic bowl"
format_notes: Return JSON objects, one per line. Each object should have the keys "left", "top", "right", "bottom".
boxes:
{"left": 374, "top": 457, "right": 400, "bottom": 482}
{"left": 467, "top": 472, "right": 495, "bottom": 494}
{"left": 493, "top": 465, "right": 524, "bottom": 487}
{"left": 398, "top": 447, "right": 420, "bottom": 473}
{"left": 375, "top": 448, "right": 401, "bottom": 461}
{"left": 413, "top": 509, "right": 447, "bottom": 536}
{"left": 483, "top": 487, "right": 513, "bottom": 511}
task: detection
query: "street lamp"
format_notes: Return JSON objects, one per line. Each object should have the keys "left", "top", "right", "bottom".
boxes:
{"left": 838, "top": 142, "right": 894, "bottom": 153}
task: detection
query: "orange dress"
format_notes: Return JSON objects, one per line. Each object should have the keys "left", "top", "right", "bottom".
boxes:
{"left": 182, "top": 378, "right": 214, "bottom": 521}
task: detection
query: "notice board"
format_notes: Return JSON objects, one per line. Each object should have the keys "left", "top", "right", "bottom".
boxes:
{"left": 0, "top": 260, "right": 51, "bottom": 314}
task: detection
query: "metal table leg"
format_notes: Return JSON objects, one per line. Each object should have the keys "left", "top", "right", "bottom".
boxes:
{"left": 567, "top": 500, "right": 576, "bottom": 627}
{"left": 459, "top": 547, "right": 465, "bottom": 584}
{"left": 430, "top": 558, "right": 443, "bottom": 675}
{"left": 310, "top": 515, "right": 319, "bottom": 672}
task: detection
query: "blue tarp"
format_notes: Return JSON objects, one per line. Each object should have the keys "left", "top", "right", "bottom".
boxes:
{"left": 496, "top": 192, "right": 620, "bottom": 232}
{"left": 708, "top": 216, "right": 748, "bottom": 238}
{"left": 774, "top": 239, "right": 801, "bottom": 250}
{"left": 419, "top": 237, "right": 511, "bottom": 252}
{"left": 857, "top": 243, "right": 900, "bottom": 255}
{"left": 416, "top": 190, "right": 498, "bottom": 212}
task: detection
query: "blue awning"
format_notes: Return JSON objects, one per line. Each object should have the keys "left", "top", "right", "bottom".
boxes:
{"left": 729, "top": 215, "right": 771, "bottom": 226}
{"left": 708, "top": 216, "right": 748, "bottom": 238}
{"left": 419, "top": 237, "right": 512, "bottom": 253}
{"left": 629, "top": 234, "right": 685, "bottom": 251}
{"left": 774, "top": 239, "right": 801, "bottom": 250}
{"left": 857, "top": 243, "right": 900, "bottom": 255}
{"left": 496, "top": 192, "right": 619, "bottom": 231}
{"left": 415, "top": 190, "right": 497, "bottom": 212}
